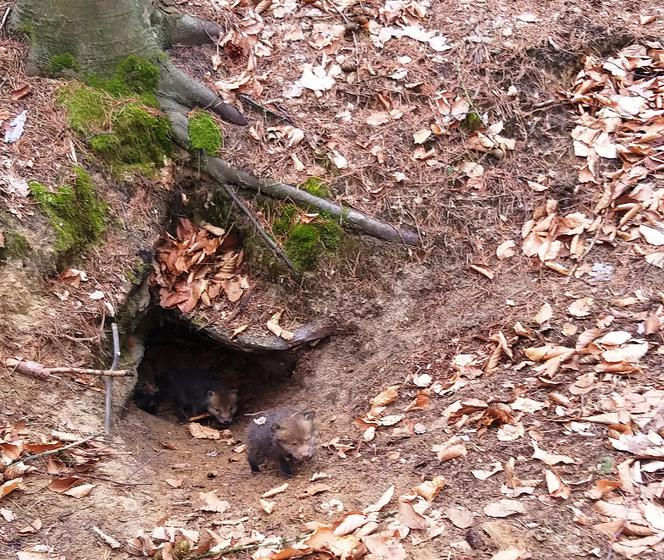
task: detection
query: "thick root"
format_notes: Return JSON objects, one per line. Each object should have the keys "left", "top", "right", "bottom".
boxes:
{"left": 159, "top": 98, "right": 421, "bottom": 246}
{"left": 158, "top": 61, "right": 247, "bottom": 125}
{"left": 163, "top": 13, "right": 224, "bottom": 46}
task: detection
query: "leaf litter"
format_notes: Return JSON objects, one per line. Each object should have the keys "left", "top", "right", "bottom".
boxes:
{"left": 4, "top": 3, "right": 664, "bottom": 560}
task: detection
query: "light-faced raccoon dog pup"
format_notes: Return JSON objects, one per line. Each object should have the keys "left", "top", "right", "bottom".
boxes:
{"left": 246, "top": 408, "right": 315, "bottom": 477}
{"left": 162, "top": 369, "right": 239, "bottom": 425}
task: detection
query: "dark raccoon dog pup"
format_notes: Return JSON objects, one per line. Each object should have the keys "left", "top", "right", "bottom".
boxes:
{"left": 133, "top": 381, "right": 161, "bottom": 413}
{"left": 162, "top": 369, "right": 239, "bottom": 425}
{"left": 246, "top": 408, "right": 316, "bottom": 477}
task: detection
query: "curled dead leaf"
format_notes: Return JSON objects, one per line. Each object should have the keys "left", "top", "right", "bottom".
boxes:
{"left": 412, "top": 476, "right": 445, "bottom": 501}
{"left": 483, "top": 499, "right": 527, "bottom": 518}
{"left": 267, "top": 311, "right": 294, "bottom": 341}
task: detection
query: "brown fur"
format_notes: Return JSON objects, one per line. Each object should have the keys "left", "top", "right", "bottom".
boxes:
{"left": 246, "top": 408, "right": 316, "bottom": 477}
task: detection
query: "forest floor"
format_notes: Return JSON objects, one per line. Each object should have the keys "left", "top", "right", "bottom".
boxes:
{"left": 1, "top": 1, "right": 664, "bottom": 560}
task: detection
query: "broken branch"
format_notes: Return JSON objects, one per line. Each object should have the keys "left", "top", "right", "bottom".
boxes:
{"left": 5, "top": 358, "right": 131, "bottom": 379}
{"left": 20, "top": 435, "right": 97, "bottom": 463}
{"left": 160, "top": 99, "right": 421, "bottom": 246}
{"left": 221, "top": 181, "right": 301, "bottom": 278}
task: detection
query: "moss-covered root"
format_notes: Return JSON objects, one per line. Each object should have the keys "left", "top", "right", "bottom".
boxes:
{"left": 29, "top": 167, "right": 107, "bottom": 256}
{"left": 188, "top": 110, "right": 223, "bottom": 155}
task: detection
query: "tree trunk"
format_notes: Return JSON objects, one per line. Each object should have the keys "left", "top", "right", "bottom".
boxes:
{"left": 13, "top": 0, "right": 159, "bottom": 74}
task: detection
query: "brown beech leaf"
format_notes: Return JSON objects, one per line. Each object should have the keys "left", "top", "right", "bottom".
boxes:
{"left": 483, "top": 499, "right": 527, "bottom": 517}
{"left": 370, "top": 386, "right": 399, "bottom": 408}
{"left": 398, "top": 499, "right": 427, "bottom": 530}
{"left": 0, "top": 478, "right": 23, "bottom": 500}
{"left": 412, "top": 476, "right": 445, "bottom": 501}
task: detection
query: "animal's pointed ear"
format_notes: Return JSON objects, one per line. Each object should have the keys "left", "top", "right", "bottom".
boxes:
{"left": 230, "top": 389, "right": 239, "bottom": 397}
{"left": 271, "top": 422, "right": 282, "bottom": 433}
{"left": 300, "top": 411, "right": 315, "bottom": 421}
{"left": 206, "top": 390, "right": 215, "bottom": 399}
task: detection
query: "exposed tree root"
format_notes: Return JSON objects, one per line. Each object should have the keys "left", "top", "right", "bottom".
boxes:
{"left": 157, "top": 61, "right": 247, "bottom": 126}
{"left": 202, "top": 318, "right": 338, "bottom": 352}
{"left": 161, "top": 12, "right": 224, "bottom": 47}
{"left": 160, "top": 98, "right": 421, "bottom": 246}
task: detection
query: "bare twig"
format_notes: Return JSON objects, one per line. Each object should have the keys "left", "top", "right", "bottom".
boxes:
{"left": 222, "top": 182, "right": 300, "bottom": 279}
{"left": 237, "top": 93, "right": 293, "bottom": 124}
{"left": 0, "top": 6, "right": 11, "bottom": 32}
{"left": 104, "top": 323, "right": 121, "bottom": 434}
{"left": 5, "top": 358, "right": 131, "bottom": 378}
{"left": 123, "top": 450, "right": 164, "bottom": 483}
{"left": 20, "top": 435, "right": 97, "bottom": 464}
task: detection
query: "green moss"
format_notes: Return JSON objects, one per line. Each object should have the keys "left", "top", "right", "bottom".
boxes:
{"left": 188, "top": 110, "right": 223, "bottom": 155}
{"left": 85, "top": 55, "right": 160, "bottom": 105}
{"left": 16, "top": 20, "right": 34, "bottom": 40}
{"left": 50, "top": 53, "right": 80, "bottom": 75}
{"left": 58, "top": 84, "right": 172, "bottom": 171}
{"left": 29, "top": 167, "right": 107, "bottom": 255}
{"left": 115, "top": 55, "right": 160, "bottom": 95}
{"left": 273, "top": 204, "right": 297, "bottom": 236}
{"left": 300, "top": 177, "right": 330, "bottom": 198}
{"left": 317, "top": 220, "right": 343, "bottom": 251}
{"left": 55, "top": 57, "right": 177, "bottom": 175}
{"left": 57, "top": 86, "right": 107, "bottom": 135}
{"left": 285, "top": 224, "right": 320, "bottom": 270}
{"left": 275, "top": 204, "right": 344, "bottom": 271}
{"left": 461, "top": 111, "right": 483, "bottom": 132}
{"left": 89, "top": 103, "right": 171, "bottom": 168}
{"left": 125, "top": 259, "right": 150, "bottom": 286}
{"left": 1, "top": 231, "right": 32, "bottom": 259}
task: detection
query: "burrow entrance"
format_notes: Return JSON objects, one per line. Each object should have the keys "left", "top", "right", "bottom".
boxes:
{"left": 127, "top": 309, "right": 299, "bottom": 425}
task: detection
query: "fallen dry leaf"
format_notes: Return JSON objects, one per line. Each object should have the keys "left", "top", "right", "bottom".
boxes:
{"left": 370, "top": 386, "right": 399, "bottom": 408}
{"left": 496, "top": 240, "right": 517, "bottom": 260}
{"left": 412, "top": 476, "right": 445, "bottom": 501}
{"left": 534, "top": 303, "right": 553, "bottom": 325}
{"left": 532, "top": 440, "right": 575, "bottom": 465}
{"left": 64, "top": 483, "right": 95, "bottom": 498}
{"left": 93, "top": 526, "right": 121, "bottom": 549}
{"left": 470, "top": 263, "right": 495, "bottom": 280}
{"left": 446, "top": 506, "right": 474, "bottom": 529}
{"left": 544, "top": 470, "right": 571, "bottom": 499}
{"left": 267, "top": 311, "right": 295, "bottom": 341}
{"left": 472, "top": 462, "right": 503, "bottom": 481}
{"left": 298, "top": 483, "right": 331, "bottom": 498}
{"left": 188, "top": 423, "right": 221, "bottom": 440}
{"left": 568, "top": 297, "right": 593, "bottom": 317}
{"left": 432, "top": 442, "right": 467, "bottom": 462}
{"left": 259, "top": 498, "right": 275, "bottom": 514}
{"left": 491, "top": 549, "right": 531, "bottom": 560}
{"left": 483, "top": 499, "right": 527, "bottom": 518}
{"left": 362, "top": 533, "right": 406, "bottom": 560}
{"left": 196, "top": 490, "right": 230, "bottom": 513}
{"left": 398, "top": 499, "right": 428, "bottom": 530}
{"left": 334, "top": 513, "right": 369, "bottom": 536}
{"left": 364, "top": 485, "right": 395, "bottom": 513}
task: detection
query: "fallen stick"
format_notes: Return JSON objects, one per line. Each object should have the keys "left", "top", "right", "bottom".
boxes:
{"left": 159, "top": 98, "right": 421, "bottom": 247}
{"left": 104, "top": 323, "right": 121, "bottom": 435}
{"left": 21, "top": 435, "right": 97, "bottom": 463}
{"left": 5, "top": 358, "right": 131, "bottom": 378}
{"left": 221, "top": 181, "right": 301, "bottom": 279}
